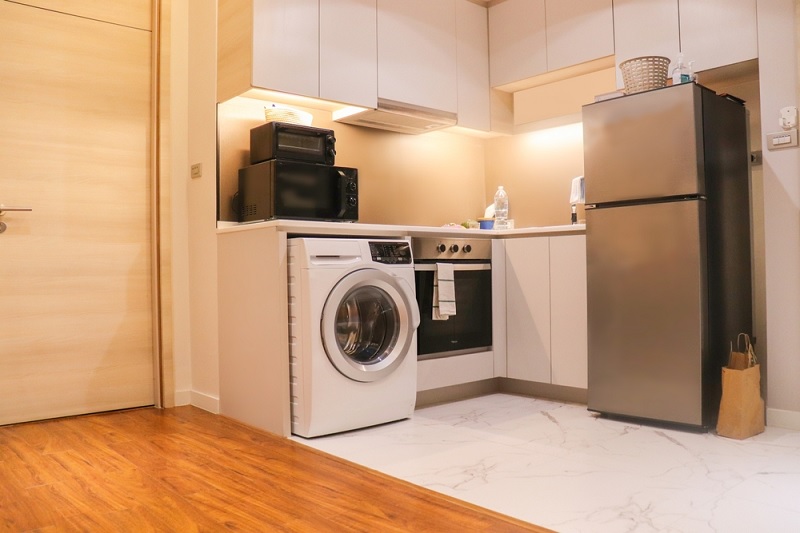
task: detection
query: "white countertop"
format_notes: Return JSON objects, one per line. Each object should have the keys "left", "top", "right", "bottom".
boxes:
{"left": 216, "top": 219, "right": 585, "bottom": 239}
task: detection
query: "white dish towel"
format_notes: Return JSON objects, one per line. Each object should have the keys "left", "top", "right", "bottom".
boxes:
{"left": 433, "top": 262, "right": 456, "bottom": 321}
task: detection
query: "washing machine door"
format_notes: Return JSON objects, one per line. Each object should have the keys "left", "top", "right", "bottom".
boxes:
{"left": 321, "top": 268, "right": 420, "bottom": 383}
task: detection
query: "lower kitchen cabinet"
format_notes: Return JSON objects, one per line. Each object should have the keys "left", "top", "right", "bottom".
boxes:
{"left": 550, "top": 235, "right": 588, "bottom": 388}
{"left": 505, "top": 237, "right": 551, "bottom": 382}
{"left": 505, "top": 235, "right": 587, "bottom": 388}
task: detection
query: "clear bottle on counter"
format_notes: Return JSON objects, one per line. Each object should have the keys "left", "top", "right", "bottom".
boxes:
{"left": 493, "top": 186, "right": 509, "bottom": 230}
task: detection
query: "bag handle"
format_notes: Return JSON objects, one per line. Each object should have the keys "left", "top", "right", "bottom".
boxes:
{"left": 731, "top": 333, "right": 758, "bottom": 367}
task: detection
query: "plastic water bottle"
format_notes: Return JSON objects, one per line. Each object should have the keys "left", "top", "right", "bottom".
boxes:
{"left": 493, "top": 186, "right": 509, "bottom": 230}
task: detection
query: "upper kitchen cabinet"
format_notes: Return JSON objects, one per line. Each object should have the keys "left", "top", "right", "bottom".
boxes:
{"left": 252, "top": 0, "right": 319, "bottom": 98}
{"left": 320, "top": 0, "right": 377, "bottom": 108}
{"left": 456, "top": 0, "right": 491, "bottom": 131}
{"left": 488, "top": 0, "right": 547, "bottom": 87}
{"left": 218, "top": 0, "right": 377, "bottom": 106}
{"left": 545, "top": 0, "right": 614, "bottom": 73}
{"left": 377, "top": 0, "right": 458, "bottom": 114}
{"left": 488, "top": 0, "right": 614, "bottom": 89}
{"left": 613, "top": 0, "right": 757, "bottom": 90}
{"left": 678, "top": 0, "right": 758, "bottom": 73}
{"left": 613, "top": 0, "right": 680, "bottom": 89}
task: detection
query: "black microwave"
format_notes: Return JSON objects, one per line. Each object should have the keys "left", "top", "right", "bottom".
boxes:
{"left": 236, "top": 159, "right": 358, "bottom": 222}
{"left": 250, "top": 122, "right": 336, "bottom": 166}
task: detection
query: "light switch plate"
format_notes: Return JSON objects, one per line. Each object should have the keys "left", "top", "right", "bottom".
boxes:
{"left": 766, "top": 130, "right": 798, "bottom": 151}
{"left": 191, "top": 163, "right": 202, "bottom": 179}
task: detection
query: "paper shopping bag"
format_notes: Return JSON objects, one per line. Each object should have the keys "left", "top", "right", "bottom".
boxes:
{"left": 727, "top": 333, "right": 757, "bottom": 370}
{"left": 717, "top": 364, "right": 765, "bottom": 439}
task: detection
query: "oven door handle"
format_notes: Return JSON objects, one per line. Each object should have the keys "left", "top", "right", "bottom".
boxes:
{"left": 396, "top": 276, "right": 420, "bottom": 329}
{"left": 413, "top": 263, "right": 491, "bottom": 272}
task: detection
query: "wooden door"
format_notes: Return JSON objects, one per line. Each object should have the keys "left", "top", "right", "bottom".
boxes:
{"left": 0, "top": 1, "right": 155, "bottom": 424}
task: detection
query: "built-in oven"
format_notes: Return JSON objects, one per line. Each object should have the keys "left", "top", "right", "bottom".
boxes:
{"left": 412, "top": 237, "right": 492, "bottom": 360}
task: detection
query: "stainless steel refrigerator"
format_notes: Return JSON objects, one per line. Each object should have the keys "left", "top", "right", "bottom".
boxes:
{"left": 583, "top": 83, "right": 753, "bottom": 429}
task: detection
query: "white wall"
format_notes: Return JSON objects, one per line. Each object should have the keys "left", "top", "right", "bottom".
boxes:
{"left": 169, "top": 0, "right": 192, "bottom": 406}
{"left": 184, "top": 0, "right": 221, "bottom": 412}
{"left": 758, "top": 0, "right": 800, "bottom": 428}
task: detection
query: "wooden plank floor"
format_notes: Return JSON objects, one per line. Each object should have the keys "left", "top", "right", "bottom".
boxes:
{"left": 0, "top": 406, "right": 553, "bottom": 532}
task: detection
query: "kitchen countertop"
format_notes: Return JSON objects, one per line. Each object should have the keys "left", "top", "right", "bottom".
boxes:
{"left": 216, "top": 219, "right": 585, "bottom": 239}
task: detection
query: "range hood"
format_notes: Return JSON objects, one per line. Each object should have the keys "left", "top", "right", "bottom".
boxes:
{"left": 333, "top": 98, "right": 457, "bottom": 135}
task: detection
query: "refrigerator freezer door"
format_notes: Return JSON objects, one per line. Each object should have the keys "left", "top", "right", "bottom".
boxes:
{"left": 587, "top": 199, "right": 707, "bottom": 426}
{"left": 583, "top": 84, "right": 705, "bottom": 205}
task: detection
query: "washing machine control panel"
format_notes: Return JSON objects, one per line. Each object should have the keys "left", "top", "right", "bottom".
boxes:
{"left": 369, "top": 241, "right": 413, "bottom": 265}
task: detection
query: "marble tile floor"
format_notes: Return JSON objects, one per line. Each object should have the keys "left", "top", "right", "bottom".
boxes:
{"left": 293, "top": 393, "right": 800, "bottom": 533}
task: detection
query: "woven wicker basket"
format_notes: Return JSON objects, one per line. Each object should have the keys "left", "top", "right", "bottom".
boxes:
{"left": 619, "top": 56, "right": 670, "bottom": 94}
{"left": 264, "top": 104, "right": 313, "bottom": 126}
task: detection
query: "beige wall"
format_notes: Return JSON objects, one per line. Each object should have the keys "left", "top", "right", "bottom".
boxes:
{"left": 484, "top": 122, "right": 585, "bottom": 227}
{"left": 218, "top": 98, "right": 487, "bottom": 227}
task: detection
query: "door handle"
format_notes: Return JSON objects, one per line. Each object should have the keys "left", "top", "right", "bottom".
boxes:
{"left": 0, "top": 205, "right": 33, "bottom": 215}
{"left": 0, "top": 205, "right": 32, "bottom": 234}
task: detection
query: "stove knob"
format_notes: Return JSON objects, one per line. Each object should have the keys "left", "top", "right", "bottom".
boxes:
{"left": 449, "top": 244, "right": 459, "bottom": 253}
{"left": 463, "top": 244, "right": 472, "bottom": 253}
{"left": 437, "top": 243, "right": 447, "bottom": 253}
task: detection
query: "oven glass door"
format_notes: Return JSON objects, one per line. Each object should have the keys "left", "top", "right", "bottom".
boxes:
{"left": 415, "top": 265, "right": 492, "bottom": 359}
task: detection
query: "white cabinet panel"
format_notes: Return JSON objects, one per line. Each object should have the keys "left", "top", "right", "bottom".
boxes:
{"left": 319, "top": 0, "right": 377, "bottom": 108}
{"left": 678, "top": 0, "right": 758, "bottom": 73}
{"left": 456, "top": 0, "right": 491, "bottom": 131}
{"left": 505, "top": 237, "right": 551, "bottom": 382}
{"left": 613, "top": 0, "right": 680, "bottom": 90}
{"left": 417, "top": 352, "right": 495, "bottom": 392}
{"left": 550, "top": 235, "right": 588, "bottom": 389}
{"left": 377, "top": 0, "right": 458, "bottom": 113}
{"left": 252, "top": 0, "right": 319, "bottom": 98}
{"left": 488, "top": 0, "right": 546, "bottom": 87}
{"left": 545, "top": 0, "right": 614, "bottom": 72}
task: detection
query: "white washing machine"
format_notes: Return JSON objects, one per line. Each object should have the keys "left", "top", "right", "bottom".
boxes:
{"left": 288, "top": 237, "right": 420, "bottom": 438}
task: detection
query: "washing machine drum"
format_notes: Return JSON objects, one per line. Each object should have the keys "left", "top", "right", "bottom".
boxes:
{"left": 321, "top": 268, "right": 416, "bottom": 383}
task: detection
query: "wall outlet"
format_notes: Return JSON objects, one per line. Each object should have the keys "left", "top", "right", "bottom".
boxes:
{"left": 191, "top": 163, "right": 202, "bottom": 179}
{"left": 766, "top": 130, "right": 798, "bottom": 151}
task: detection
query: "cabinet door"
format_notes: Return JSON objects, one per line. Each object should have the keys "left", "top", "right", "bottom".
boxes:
{"left": 377, "top": 0, "right": 458, "bottom": 113}
{"left": 320, "top": 0, "right": 377, "bottom": 108}
{"left": 545, "top": 0, "right": 614, "bottom": 72}
{"left": 613, "top": 0, "right": 680, "bottom": 90}
{"left": 505, "top": 238, "right": 551, "bottom": 383}
{"left": 550, "top": 235, "right": 588, "bottom": 389}
{"left": 252, "top": 0, "right": 319, "bottom": 98}
{"left": 679, "top": 0, "right": 757, "bottom": 72}
{"left": 488, "top": 0, "right": 546, "bottom": 87}
{"left": 456, "top": 0, "right": 490, "bottom": 131}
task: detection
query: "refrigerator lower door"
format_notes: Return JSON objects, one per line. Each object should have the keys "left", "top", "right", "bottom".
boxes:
{"left": 587, "top": 200, "right": 708, "bottom": 426}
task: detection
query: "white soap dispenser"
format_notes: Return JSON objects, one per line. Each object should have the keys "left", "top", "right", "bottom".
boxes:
{"left": 671, "top": 54, "right": 692, "bottom": 85}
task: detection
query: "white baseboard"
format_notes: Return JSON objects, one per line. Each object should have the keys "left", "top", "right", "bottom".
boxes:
{"left": 190, "top": 390, "right": 221, "bottom": 414}
{"left": 173, "top": 389, "right": 192, "bottom": 407}
{"left": 767, "top": 407, "right": 800, "bottom": 430}
{"left": 170, "top": 389, "right": 220, "bottom": 414}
